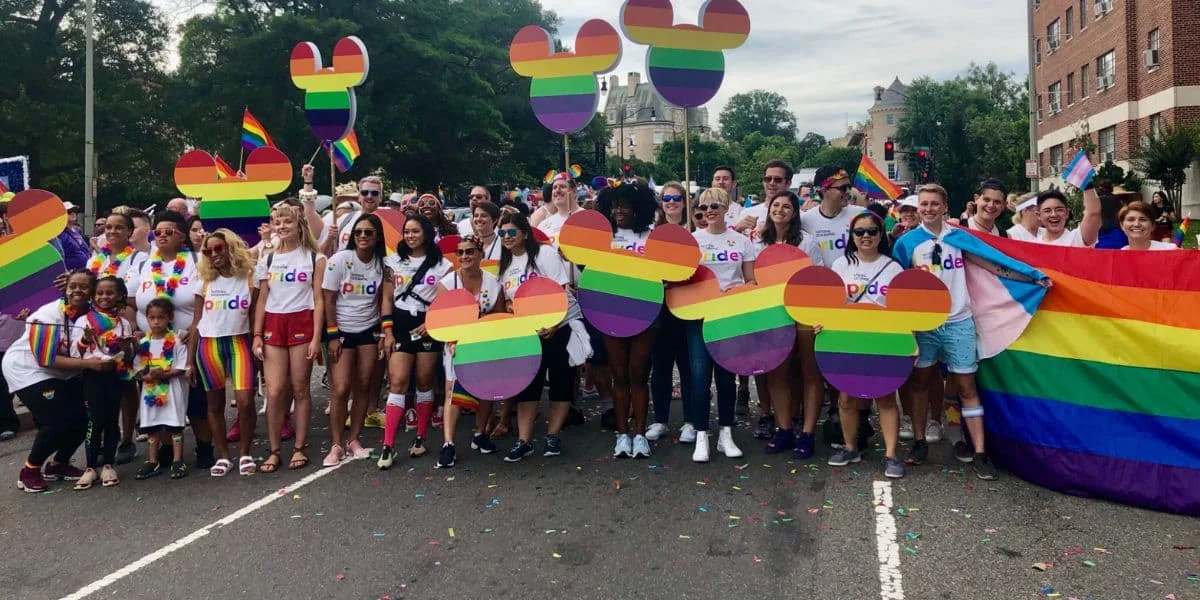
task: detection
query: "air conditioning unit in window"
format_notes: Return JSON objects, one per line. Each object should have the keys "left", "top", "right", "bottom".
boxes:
{"left": 1145, "top": 49, "right": 1160, "bottom": 69}
{"left": 1095, "top": 0, "right": 1112, "bottom": 16}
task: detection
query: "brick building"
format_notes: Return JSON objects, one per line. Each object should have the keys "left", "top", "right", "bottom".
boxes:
{"left": 1031, "top": 0, "right": 1200, "bottom": 212}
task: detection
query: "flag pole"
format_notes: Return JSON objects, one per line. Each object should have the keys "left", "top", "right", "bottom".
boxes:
{"left": 329, "top": 144, "right": 336, "bottom": 199}
{"left": 563, "top": 133, "right": 570, "bottom": 172}
{"left": 683, "top": 110, "right": 692, "bottom": 229}
{"left": 237, "top": 108, "right": 246, "bottom": 173}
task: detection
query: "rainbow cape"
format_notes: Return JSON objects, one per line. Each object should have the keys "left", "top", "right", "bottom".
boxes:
{"left": 853, "top": 155, "right": 902, "bottom": 200}
{"left": 969, "top": 233, "right": 1200, "bottom": 516}
{"left": 240, "top": 108, "right": 275, "bottom": 151}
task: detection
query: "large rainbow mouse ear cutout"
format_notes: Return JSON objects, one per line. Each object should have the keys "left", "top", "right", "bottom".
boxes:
{"left": 665, "top": 244, "right": 809, "bottom": 375}
{"left": 558, "top": 210, "right": 699, "bottom": 337}
{"left": 621, "top": 0, "right": 751, "bottom": 108}
{"left": 784, "top": 267, "right": 951, "bottom": 399}
{"left": 426, "top": 277, "right": 567, "bottom": 401}
{"left": 290, "top": 36, "right": 370, "bottom": 143}
{"left": 0, "top": 189, "right": 68, "bottom": 316}
{"left": 175, "top": 147, "right": 292, "bottom": 246}
{"left": 509, "top": 20, "right": 622, "bottom": 134}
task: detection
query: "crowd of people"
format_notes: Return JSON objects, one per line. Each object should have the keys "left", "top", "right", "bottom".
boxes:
{"left": 0, "top": 156, "right": 1181, "bottom": 494}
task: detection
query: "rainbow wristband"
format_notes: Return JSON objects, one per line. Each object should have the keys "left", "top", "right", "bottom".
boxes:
{"left": 324, "top": 325, "right": 341, "bottom": 342}
{"left": 380, "top": 317, "right": 394, "bottom": 331}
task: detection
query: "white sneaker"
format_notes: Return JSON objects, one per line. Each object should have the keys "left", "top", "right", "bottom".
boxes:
{"left": 925, "top": 421, "right": 942, "bottom": 443}
{"left": 613, "top": 433, "right": 633, "bottom": 458}
{"left": 692, "top": 431, "right": 710, "bottom": 463}
{"left": 899, "top": 416, "right": 914, "bottom": 440}
{"left": 716, "top": 426, "right": 743, "bottom": 458}
{"left": 645, "top": 422, "right": 668, "bottom": 441}
{"left": 631, "top": 435, "right": 651, "bottom": 458}
{"left": 679, "top": 423, "right": 697, "bottom": 443}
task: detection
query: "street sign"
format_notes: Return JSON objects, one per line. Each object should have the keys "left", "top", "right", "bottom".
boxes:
{"left": 1025, "top": 159, "right": 1039, "bottom": 179}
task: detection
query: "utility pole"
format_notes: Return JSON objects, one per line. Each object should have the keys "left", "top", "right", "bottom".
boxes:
{"left": 84, "top": 0, "right": 96, "bottom": 233}
{"left": 1026, "top": 0, "right": 1040, "bottom": 193}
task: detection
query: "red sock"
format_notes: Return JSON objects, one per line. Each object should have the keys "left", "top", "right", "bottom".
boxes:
{"left": 384, "top": 404, "right": 403, "bottom": 447}
{"left": 416, "top": 402, "right": 434, "bottom": 438}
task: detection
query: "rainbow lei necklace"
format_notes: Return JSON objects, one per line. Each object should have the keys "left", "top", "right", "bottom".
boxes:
{"left": 88, "top": 244, "right": 133, "bottom": 278}
{"left": 138, "top": 331, "right": 175, "bottom": 407}
{"left": 149, "top": 250, "right": 189, "bottom": 298}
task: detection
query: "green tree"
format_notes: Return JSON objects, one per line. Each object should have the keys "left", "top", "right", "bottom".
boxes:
{"left": 717, "top": 90, "right": 798, "bottom": 143}
{"left": 1132, "top": 124, "right": 1199, "bottom": 215}
{"left": 803, "top": 146, "right": 862, "bottom": 173}
{"left": 654, "top": 134, "right": 743, "bottom": 187}
{"left": 796, "top": 132, "right": 827, "bottom": 166}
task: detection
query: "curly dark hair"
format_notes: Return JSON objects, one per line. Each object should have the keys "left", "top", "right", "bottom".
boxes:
{"left": 596, "top": 180, "right": 656, "bottom": 234}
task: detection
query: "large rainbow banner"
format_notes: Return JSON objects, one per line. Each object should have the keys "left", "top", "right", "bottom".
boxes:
{"left": 972, "top": 235, "right": 1200, "bottom": 516}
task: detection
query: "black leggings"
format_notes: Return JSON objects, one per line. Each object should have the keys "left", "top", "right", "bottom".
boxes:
{"left": 516, "top": 325, "right": 577, "bottom": 404}
{"left": 16, "top": 378, "right": 87, "bottom": 467}
{"left": 82, "top": 371, "right": 122, "bottom": 467}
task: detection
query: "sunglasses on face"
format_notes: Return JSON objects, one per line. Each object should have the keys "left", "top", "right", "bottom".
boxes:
{"left": 418, "top": 200, "right": 439, "bottom": 208}
{"left": 498, "top": 229, "right": 520, "bottom": 238}
{"left": 360, "top": 190, "right": 381, "bottom": 198}
{"left": 763, "top": 176, "right": 786, "bottom": 184}
{"left": 455, "top": 248, "right": 478, "bottom": 257}
{"left": 469, "top": 194, "right": 488, "bottom": 200}
{"left": 662, "top": 194, "right": 683, "bottom": 203}
{"left": 852, "top": 227, "right": 881, "bottom": 237}
{"left": 352, "top": 229, "right": 376, "bottom": 238}
{"left": 832, "top": 184, "right": 853, "bottom": 193}
{"left": 695, "top": 204, "right": 724, "bottom": 212}
{"left": 154, "top": 229, "right": 179, "bottom": 237}
{"left": 201, "top": 242, "right": 227, "bottom": 256}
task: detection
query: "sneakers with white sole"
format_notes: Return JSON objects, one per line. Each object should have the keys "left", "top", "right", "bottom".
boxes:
{"left": 716, "top": 426, "right": 743, "bottom": 458}
{"left": 899, "top": 416, "right": 914, "bottom": 440}
{"left": 692, "top": 431, "right": 710, "bottom": 463}
{"left": 631, "top": 434, "right": 651, "bottom": 458}
{"left": 613, "top": 433, "right": 633, "bottom": 458}
{"left": 925, "top": 421, "right": 942, "bottom": 443}
{"left": 644, "top": 422, "right": 668, "bottom": 441}
{"left": 679, "top": 423, "right": 697, "bottom": 443}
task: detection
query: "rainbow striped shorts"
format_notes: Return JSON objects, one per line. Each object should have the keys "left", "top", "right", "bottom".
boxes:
{"left": 196, "top": 334, "right": 256, "bottom": 392}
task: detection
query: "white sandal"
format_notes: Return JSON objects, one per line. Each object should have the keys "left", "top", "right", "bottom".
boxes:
{"left": 100, "top": 465, "right": 120, "bottom": 487}
{"left": 237, "top": 456, "right": 256, "bottom": 476}
{"left": 209, "top": 458, "right": 233, "bottom": 477}
{"left": 73, "top": 468, "right": 98, "bottom": 490}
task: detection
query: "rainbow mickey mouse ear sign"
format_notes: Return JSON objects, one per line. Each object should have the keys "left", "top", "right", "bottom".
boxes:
{"left": 510, "top": 20, "right": 622, "bottom": 134}
{"left": 0, "top": 189, "right": 69, "bottom": 316}
{"left": 290, "top": 36, "right": 370, "bottom": 143}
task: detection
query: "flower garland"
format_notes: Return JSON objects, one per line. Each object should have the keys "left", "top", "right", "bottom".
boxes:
{"left": 138, "top": 331, "right": 175, "bottom": 407}
{"left": 149, "top": 250, "right": 189, "bottom": 298}
{"left": 87, "top": 244, "right": 134, "bottom": 278}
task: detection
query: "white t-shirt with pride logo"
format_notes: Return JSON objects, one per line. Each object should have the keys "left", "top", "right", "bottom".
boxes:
{"left": 692, "top": 228, "right": 758, "bottom": 291}
{"left": 385, "top": 254, "right": 453, "bottom": 315}
{"left": 499, "top": 248, "right": 570, "bottom": 301}
{"left": 800, "top": 205, "right": 867, "bottom": 269}
{"left": 439, "top": 270, "right": 503, "bottom": 314}
{"left": 902, "top": 224, "right": 971, "bottom": 323}
{"left": 612, "top": 227, "right": 652, "bottom": 254}
{"left": 196, "top": 274, "right": 253, "bottom": 338}
{"left": 322, "top": 249, "right": 386, "bottom": 333}
{"left": 830, "top": 255, "right": 904, "bottom": 307}
{"left": 256, "top": 247, "right": 322, "bottom": 315}
{"left": 127, "top": 251, "right": 200, "bottom": 333}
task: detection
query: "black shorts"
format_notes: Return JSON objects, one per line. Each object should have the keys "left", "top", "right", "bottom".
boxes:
{"left": 516, "top": 325, "right": 577, "bottom": 404}
{"left": 139, "top": 424, "right": 185, "bottom": 435}
{"left": 186, "top": 384, "right": 207, "bottom": 419}
{"left": 341, "top": 325, "right": 381, "bottom": 349}
{"left": 391, "top": 310, "right": 443, "bottom": 355}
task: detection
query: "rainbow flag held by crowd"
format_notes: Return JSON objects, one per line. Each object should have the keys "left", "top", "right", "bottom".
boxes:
{"left": 1175, "top": 217, "right": 1190, "bottom": 247}
{"left": 240, "top": 108, "right": 275, "bottom": 151}
{"left": 972, "top": 233, "right": 1200, "bottom": 516}
{"left": 853, "top": 155, "right": 902, "bottom": 200}
{"left": 213, "top": 155, "right": 239, "bottom": 180}
{"left": 325, "top": 130, "right": 360, "bottom": 173}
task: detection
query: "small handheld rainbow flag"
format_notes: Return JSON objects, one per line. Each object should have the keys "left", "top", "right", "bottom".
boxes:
{"left": 325, "top": 130, "right": 360, "bottom": 173}
{"left": 240, "top": 108, "right": 275, "bottom": 152}
{"left": 853, "top": 155, "right": 902, "bottom": 200}
{"left": 213, "top": 155, "right": 239, "bottom": 180}
{"left": 1175, "top": 216, "right": 1190, "bottom": 247}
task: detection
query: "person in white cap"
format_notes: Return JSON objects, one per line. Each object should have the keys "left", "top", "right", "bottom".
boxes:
{"left": 888, "top": 195, "right": 920, "bottom": 243}
{"left": 1007, "top": 193, "right": 1042, "bottom": 241}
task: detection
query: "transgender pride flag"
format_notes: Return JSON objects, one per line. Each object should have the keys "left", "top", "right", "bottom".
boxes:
{"left": 1062, "top": 151, "right": 1096, "bottom": 189}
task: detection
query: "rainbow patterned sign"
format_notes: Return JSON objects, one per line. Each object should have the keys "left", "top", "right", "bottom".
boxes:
{"left": 426, "top": 277, "right": 567, "bottom": 401}
{"left": 510, "top": 20, "right": 622, "bottom": 134}
{"left": 175, "top": 147, "right": 293, "bottom": 246}
{"left": 558, "top": 210, "right": 699, "bottom": 337}
{"left": 0, "top": 189, "right": 68, "bottom": 316}
{"left": 290, "top": 36, "right": 370, "bottom": 143}
{"left": 665, "top": 244, "right": 810, "bottom": 375}
{"left": 784, "top": 267, "right": 951, "bottom": 399}
{"left": 373, "top": 207, "right": 406, "bottom": 256}
{"left": 620, "top": 0, "right": 751, "bottom": 108}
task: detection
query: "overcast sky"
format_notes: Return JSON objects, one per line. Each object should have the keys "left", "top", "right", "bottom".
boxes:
{"left": 157, "top": 0, "right": 1028, "bottom": 139}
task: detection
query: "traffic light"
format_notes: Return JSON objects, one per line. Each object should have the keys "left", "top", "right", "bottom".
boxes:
{"left": 623, "top": 163, "right": 632, "bottom": 177}
{"left": 916, "top": 148, "right": 929, "bottom": 161}
{"left": 884, "top": 140, "right": 895, "bottom": 162}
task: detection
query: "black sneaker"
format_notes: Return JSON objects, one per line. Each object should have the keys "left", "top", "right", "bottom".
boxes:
{"left": 435, "top": 443, "right": 456, "bottom": 469}
{"left": 504, "top": 440, "right": 534, "bottom": 463}
{"left": 409, "top": 437, "right": 428, "bottom": 458}
{"left": 471, "top": 432, "right": 497, "bottom": 454}
{"left": 753, "top": 414, "right": 775, "bottom": 439}
{"left": 953, "top": 441, "right": 974, "bottom": 463}
{"left": 377, "top": 445, "right": 395, "bottom": 470}
{"left": 543, "top": 434, "right": 562, "bottom": 456}
{"left": 735, "top": 388, "right": 750, "bottom": 416}
{"left": 563, "top": 406, "right": 585, "bottom": 428}
{"left": 169, "top": 460, "right": 189, "bottom": 479}
{"left": 600, "top": 408, "right": 616, "bottom": 431}
{"left": 134, "top": 461, "right": 163, "bottom": 480}
{"left": 974, "top": 453, "right": 998, "bottom": 480}
{"left": 906, "top": 440, "right": 929, "bottom": 465}
{"left": 115, "top": 441, "right": 137, "bottom": 465}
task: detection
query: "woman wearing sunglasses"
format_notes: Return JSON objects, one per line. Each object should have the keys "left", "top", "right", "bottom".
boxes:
{"left": 188, "top": 229, "right": 258, "bottom": 476}
{"left": 822, "top": 212, "right": 907, "bottom": 478}
{"left": 416, "top": 193, "right": 458, "bottom": 240}
{"left": 433, "top": 235, "right": 505, "bottom": 468}
{"left": 320, "top": 214, "right": 389, "bottom": 467}
{"left": 379, "top": 215, "right": 454, "bottom": 468}
{"left": 684, "top": 187, "right": 754, "bottom": 463}
{"left": 647, "top": 182, "right": 692, "bottom": 442}
{"left": 654, "top": 182, "right": 689, "bottom": 228}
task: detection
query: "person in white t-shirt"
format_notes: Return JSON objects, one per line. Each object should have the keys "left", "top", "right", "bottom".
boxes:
{"left": 132, "top": 298, "right": 193, "bottom": 480}
{"left": 733, "top": 161, "right": 793, "bottom": 243}
{"left": 1120, "top": 201, "right": 1178, "bottom": 250}
{"left": 1006, "top": 194, "right": 1042, "bottom": 241}
{"left": 320, "top": 214, "right": 388, "bottom": 467}
{"left": 1032, "top": 188, "right": 1101, "bottom": 247}
{"left": 710, "top": 165, "right": 744, "bottom": 226}
{"left": 457, "top": 186, "right": 492, "bottom": 236}
{"left": 470, "top": 201, "right": 504, "bottom": 274}
{"left": 966, "top": 179, "right": 1009, "bottom": 238}
{"left": 433, "top": 235, "right": 506, "bottom": 468}
{"left": 800, "top": 165, "right": 867, "bottom": 269}
{"left": 530, "top": 175, "right": 584, "bottom": 247}
{"left": 84, "top": 211, "right": 145, "bottom": 282}
{"left": 824, "top": 211, "right": 907, "bottom": 478}
{"left": 252, "top": 202, "right": 326, "bottom": 474}
{"left": 686, "top": 187, "right": 754, "bottom": 463}
{"left": 188, "top": 229, "right": 259, "bottom": 477}
{"left": 379, "top": 215, "right": 454, "bottom": 468}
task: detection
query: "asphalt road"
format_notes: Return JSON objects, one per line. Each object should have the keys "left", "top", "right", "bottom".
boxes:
{"left": 1, "top": 376, "right": 1196, "bottom": 600}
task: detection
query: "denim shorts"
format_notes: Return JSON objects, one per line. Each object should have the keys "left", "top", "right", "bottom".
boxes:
{"left": 915, "top": 317, "right": 978, "bottom": 374}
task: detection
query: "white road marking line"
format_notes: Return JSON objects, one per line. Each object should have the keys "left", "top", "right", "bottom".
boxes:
{"left": 873, "top": 480, "right": 905, "bottom": 600}
{"left": 61, "top": 458, "right": 357, "bottom": 600}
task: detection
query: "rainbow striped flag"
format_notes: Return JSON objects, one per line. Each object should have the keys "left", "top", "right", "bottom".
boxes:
{"left": 240, "top": 108, "right": 275, "bottom": 152}
{"left": 972, "top": 233, "right": 1200, "bottom": 516}
{"left": 325, "top": 130, "right": 360, "bottom": 173}
{"left": 853, "top": 155, "right": 902, "bottom": 200}
{"left": 213, "top": 155, "right": 238, "bottom": 180}
{"left": 1175, "top": 216, "right": 1190, "bottom": 247}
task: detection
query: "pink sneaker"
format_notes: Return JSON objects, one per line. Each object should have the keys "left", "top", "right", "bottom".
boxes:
{"left": 226, "top": 421, "right": 241, "bottom": 443}
{"left": 18, "top": 466, "right": 47, "bottom": 493}
{"left": 281, "top": 416, "right": 295, "bottom": 441}
{"left": 432, "top": 405, "right": 444, "bottom": 429}
{"left": 43, "top": 461, "right": 85, "bottom": 481}
{"left": 404, "top": 408, "right": 417, "bottom": 432}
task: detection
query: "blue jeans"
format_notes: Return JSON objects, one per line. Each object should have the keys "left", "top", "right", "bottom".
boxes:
{"left": 684, "top": 321, "right": 735, "bottom": 432}
{"left": 650, "top": 312, "right": 690, "bottom": 425}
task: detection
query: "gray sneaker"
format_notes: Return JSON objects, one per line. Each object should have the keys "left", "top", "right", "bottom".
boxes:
{"left": 827, "top": 447, "right": 862, "bottom": 466}
{"left": 883, "top": 456, "right": 906, "bottom": 479}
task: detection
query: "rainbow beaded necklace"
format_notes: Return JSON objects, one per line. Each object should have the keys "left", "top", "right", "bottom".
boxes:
{"left": 88, "top": 244, "right": 134, "bottom": 278}
{"left": 138, "top": 330, "right": 176, "bottom": 407}
{"left": 148, "top": 250, "right": 189, "bottom": 298}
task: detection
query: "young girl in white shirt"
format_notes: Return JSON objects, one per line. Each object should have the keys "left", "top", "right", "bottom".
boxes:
{"left": 74, "top": 276, "right": 134, "bottom": 489}
{"left": 133, "top": 298, "right": 192, "bottom": 481}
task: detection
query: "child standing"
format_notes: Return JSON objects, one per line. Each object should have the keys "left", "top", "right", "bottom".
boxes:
{"left": 133, "top": 298, "right": 193, "bottom": 480}
{"left": 73, "top": 276, "right": 135, "bottom": 489}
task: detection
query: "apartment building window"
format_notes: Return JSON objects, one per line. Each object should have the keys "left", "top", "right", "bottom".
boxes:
{"left": 1050, "top": 145, "right": 1064, "bottom": 174}
{"left": 1096, "top": 50, "right": 1115, "bottom": 91}
{"left": 1095, "top": 0, "right": 1112, "bottom": 17}
{"left": 1037, "top": 94, "right": 1044, "bottom": 122}
{"left": 1098, "top": 126, "right": 1116, "bottom": 162}
{"left": 1048, "top": 20, "right": 1061, "bottom": 52}
{"left": 887, "top": 163, "right": 898, "bottom": 180}
{"left": 653, "top": 131, "right": 664, "bottom": 145}
{"left": 1079, "top": 0, "right": 1087, "bottom": 28}
{"left": 1150, "top": 113, "right": 1162, "bottom": 140}
{"left": 1067, "top": 73, "right": 1075, "bottom": 105}
{"left": 1048, "top": 81, "right": 1062, "bottom": 115}
{"left": 1036, "top": 39, "right": 1042, "bottom": 65}
{"left": 886, "top": 114, "right": 894, "bottom": 126}
{"left": 1080, "top": 64, "right": 1090, "bottom": 98}
{"left": 1147, "top": 29, "right": 1161, "bottom": 70}
{"left": 1066, "top": 7, "right": 1074, "bottom": 40}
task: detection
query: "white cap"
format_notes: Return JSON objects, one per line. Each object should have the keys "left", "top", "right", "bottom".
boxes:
{"left": 899, "top": 195, "right": 919, "bottom": 209}
{"left": 1016, "top": 197, "right": 1038, "bottom": 212}
{"left": 63, "top": 201, "right": 80, "bottom": 212}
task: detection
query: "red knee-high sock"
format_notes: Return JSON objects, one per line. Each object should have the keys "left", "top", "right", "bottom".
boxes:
{"left": 416, "top": 401, "right": 434, "bottom": 439}
{"left": 384, "top": 403, "right": 403, "bottom": 447}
